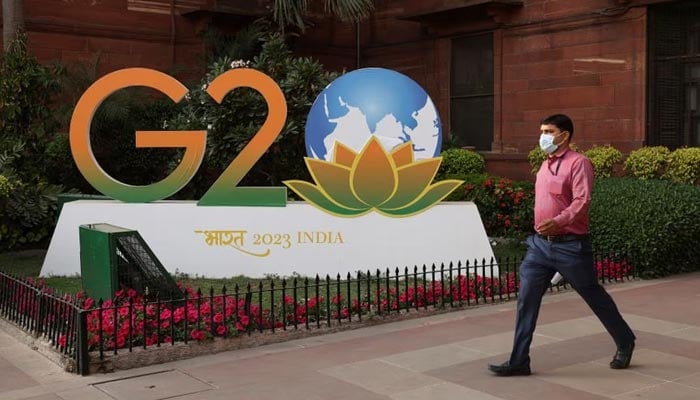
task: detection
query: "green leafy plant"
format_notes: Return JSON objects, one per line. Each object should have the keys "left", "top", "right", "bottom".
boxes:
{"left": 0, "top": 178, "right": 64, "bottom": 251}
{"left": 169, "top": 31, "right": 338, "bottom": 198}
{"left": 527, "top": 143, "right": 579, "bottom": 175}
{"left": 623, "top": 146, "right": 670, "bottom": 180}
{"left": 584, "top": 145, "right": 622, "bottom": 178}
{"left": 0, "top": 32, "right": 63, "bottom": 181}
{"left": 590, "top": 178, "right": 700, "bottom": 278}
{"left": 436, "top": 148, "right": 485, "bottom": 178}
{"left": 662, "top": 147, "right": 700, "bottom": 185}
{"left": 0, "top": 175, "right": 14, "bottom": 197}
{"left": 0, "top": 33, "right": 67, "bottom": 251}
{"left": 445, "top": 173, "right": 534, "bottom": 239}
{"left": 272, "top": 0, "right": 375, "bottom": 32}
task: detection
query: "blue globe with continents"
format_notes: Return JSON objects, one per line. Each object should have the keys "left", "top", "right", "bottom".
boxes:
{"left": 305, "top": 68, "right": 442, "bottom": 161}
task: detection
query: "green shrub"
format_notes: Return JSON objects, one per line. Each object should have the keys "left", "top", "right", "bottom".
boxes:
{"left": 623, "top": 146, "right": 670, "bottom": 179}
{"left": 527, "top": 143, "right": 580, "bottom": 175}
{"left": 584, "top": 145, "right": 622, "bottom": 178}
{"left": 437, "top": 148, "right": 485, "bottom": 178}
{"left": 442, "top": 173, "right": 488, "bottom": 202}
{"left": 0, "top": 178, "right": 63, "bottom": 251}
{"left": 0, "top": 175, "right": 14, "bottom": 197}
{"left": 0, "top": 32, "right": 63, "bottom": 182}
{"left": 445, "top": 173, "right": 534, "bottom": 239}
{"left": 662, "top": 147, "right": 700, "bottom": 185}
{"left": 527, "top": 146, "right": 547, "bottom": 175}
{"left": 590, "top": 178, "right": 700, "bottom": 278}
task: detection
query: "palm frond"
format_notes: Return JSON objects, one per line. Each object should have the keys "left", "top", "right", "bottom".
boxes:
{"left": 273, "top": 0, "right": 310, "bottom": 31}
{"left": 325, "top": 0, "right": 375, "bottom": 22}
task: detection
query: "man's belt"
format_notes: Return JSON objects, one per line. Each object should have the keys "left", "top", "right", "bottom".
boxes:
{"left": 537, "top": 233, "right": 590, "bottom": 242}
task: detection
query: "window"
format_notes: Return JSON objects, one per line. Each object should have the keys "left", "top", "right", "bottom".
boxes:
{"left": 648, "top": 1, "right": 700, "bottom": 148}
{"left": 450, "top": 33, "right": 494, "bottom": 151}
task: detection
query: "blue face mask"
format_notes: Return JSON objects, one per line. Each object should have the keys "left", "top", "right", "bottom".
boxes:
{"left": 539, "top": 134, "right": 558, "bottom": 154}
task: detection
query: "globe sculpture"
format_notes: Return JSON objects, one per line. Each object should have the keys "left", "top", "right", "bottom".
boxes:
{"left": 305, "top": 68, "right": 442, "bottom": 161}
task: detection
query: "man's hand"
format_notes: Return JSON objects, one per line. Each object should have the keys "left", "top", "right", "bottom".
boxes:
{"left": 536, "top": 218, "right": 562, "bottom": 236}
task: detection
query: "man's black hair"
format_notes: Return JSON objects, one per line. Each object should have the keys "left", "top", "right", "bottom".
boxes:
{"left": 541, "top": 114, "right": 574, "bottom": 140}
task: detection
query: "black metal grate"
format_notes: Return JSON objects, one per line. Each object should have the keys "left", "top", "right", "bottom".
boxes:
{"left": 115, "top": 234, "right": 182, "bottom": 300}
{"left": 648, "top": 1, "right": 700, "bottom": 148}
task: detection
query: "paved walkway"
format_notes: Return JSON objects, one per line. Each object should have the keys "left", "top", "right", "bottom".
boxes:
{"left": 1, "top": 273, "right": 699, "bottom": 400}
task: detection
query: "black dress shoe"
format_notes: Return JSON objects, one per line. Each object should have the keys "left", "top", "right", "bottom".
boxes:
{"left": 487, "top": 361, "right": 531, "bottom": 376}
{"left": 610, "top": 341, "right": 635, "bottom": 369}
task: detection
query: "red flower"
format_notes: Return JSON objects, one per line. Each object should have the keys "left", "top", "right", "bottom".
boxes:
{"left": 213, "top": 312, "right": 224, "bottom": 324}
{"left": 190, "top": 329, "right": 205, "bottom": 341}
{"left": 216, "top": 325, "right": 226, "bottom": 336}
{"left": 83, "top": 298, "right": 94, "bottom": 310}
{"left": 160, "top": 309, "right": 172, "bottom": 321}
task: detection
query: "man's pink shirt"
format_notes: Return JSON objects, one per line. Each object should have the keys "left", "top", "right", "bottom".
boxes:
{"left": 534, "top": 149, "right": 594, "bottom": 235}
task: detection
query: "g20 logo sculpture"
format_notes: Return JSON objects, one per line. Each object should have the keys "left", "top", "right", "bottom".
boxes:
{"left": 70, "top": 67, "right": 462, "bottom": 216}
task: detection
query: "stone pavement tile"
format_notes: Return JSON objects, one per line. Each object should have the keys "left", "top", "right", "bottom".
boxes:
{"left": 0, "top": 346, "right": 73, "bottom": 385}
{"left": 1, "top": 387, "right": 53, "bottom": 400}
{"left": 177, "top": 373, "right": 391, "bottom": 400}
{"left": 623, "top": 314, "right": 693, "bottom": 335}
{"left": 529, "top": 333, "right": 614, "bottom": 372}
{"left": 93, "top": 370, "right": 214, "bottom": 400}
{"left": 534, "top": 316, "right": 607, "bottom": 340}
{"left": 19, "top": 394, "right": 62, "bottom": 400}
{"left": 427, "top": 357, "right": 610, "bottom": 400}
{"left": 674, "top": 372, "right": 700, "bottom": 390}
{"left": 613, "top": 382, "right": 700, "bottom": 400}
{"left": 380, "top": 344, "right": 490, "bottom": 372}
{"left": 454, "top": 331, "right": 560, "bottom": 356}
{"left": 537, "top": 361, "right": 664, "bottom": 397}
{"left": 185, "top": 354, "right": 391, "bottom": 399}
{"left": 616, "top": 281, "right": 700, "bottom": 326}
{"left": 663, "top": 327, "right": 700, "bottom": 343}
{"left": 635, "top": 333, "right": 700, "bottom": 362}
{"left": 56, "top": 386, "right": 121, "bottom": 400}
{"left": 389, "top": 382, "right": 505, "bottom": 400}
{"left": 320, "top": 359, "right": 442, "bottom": 396}
{"left": 0, "top": 354, "right": 39, "bottom": 393}
{"left": 0, "top": 331, "right": 18, "bottom": 349}
{"left": 589, "top": 349, "right": 700, "bottom": 381}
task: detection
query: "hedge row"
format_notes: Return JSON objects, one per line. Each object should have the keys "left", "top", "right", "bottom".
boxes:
{"left": 528, "top": 145, "right": 700, "bottom": 185}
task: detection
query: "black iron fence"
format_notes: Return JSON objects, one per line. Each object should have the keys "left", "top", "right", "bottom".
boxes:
{"left": 0, "top": 274, "right": 79, "bottom": 360}
{"left": 0, "top": 250, "right": 635, "bottom": 376}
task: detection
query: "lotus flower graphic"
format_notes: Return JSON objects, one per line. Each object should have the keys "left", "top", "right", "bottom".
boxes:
{"left": 284, "top": 137, "right": 463, "bottom": 217}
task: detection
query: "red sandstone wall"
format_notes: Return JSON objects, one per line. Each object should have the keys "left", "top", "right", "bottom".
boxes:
{"left": 1, "top": 0, "right": 206, "bottom": 81}
{"left": 1, "top": 0, "right": 660, "bottom": 180}
{"left": 296, "top": 0, "right": 655, "bottom": 179}
{"left": 498, "top": 0, "right": 647, "bottom": 154}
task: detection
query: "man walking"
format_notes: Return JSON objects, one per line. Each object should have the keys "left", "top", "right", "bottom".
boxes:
{"left": 488, "top": 114, "right": 636, "bottom": 377}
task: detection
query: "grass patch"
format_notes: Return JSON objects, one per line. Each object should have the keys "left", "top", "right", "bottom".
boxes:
{"left": 491, "top": 238, "right": 527, "bottom": 261}
{"left": 0, "top": 249, "right": 45, "bottom": 277}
